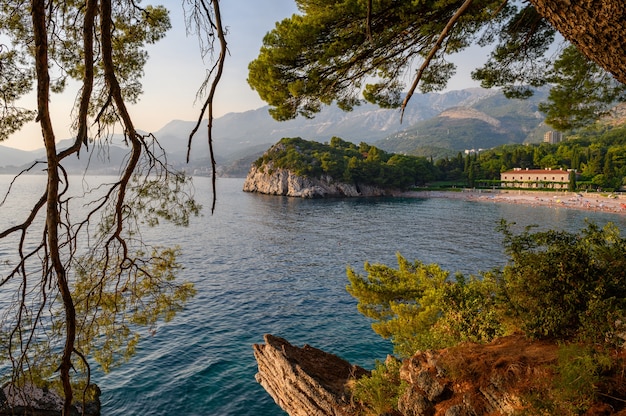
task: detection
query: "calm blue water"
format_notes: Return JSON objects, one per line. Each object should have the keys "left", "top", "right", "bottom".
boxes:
{"left": 2, "top": 176, "right": 625, "bottom": 415}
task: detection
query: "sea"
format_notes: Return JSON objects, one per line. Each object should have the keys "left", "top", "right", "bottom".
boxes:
{"left": 1, "top": 176, "right": 625, "bottom": 415}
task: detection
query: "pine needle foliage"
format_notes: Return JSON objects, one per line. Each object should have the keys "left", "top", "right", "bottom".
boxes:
{"left": 348, "top": 221, "right": 626, "bottom": 357}
{"left": 352, "top": 357, "right": 407, "bottom": 416}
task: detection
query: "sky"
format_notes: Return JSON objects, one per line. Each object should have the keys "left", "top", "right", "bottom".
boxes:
{"left": 5, "top": 0, "right": 484, "bottom": 151}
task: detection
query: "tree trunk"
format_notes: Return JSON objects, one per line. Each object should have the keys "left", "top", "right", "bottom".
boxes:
{"left": 31, "top": 0, "right": 76, "bottom": 413}
{"left": 529, "top": 0, "right": 626, "bottom": 84}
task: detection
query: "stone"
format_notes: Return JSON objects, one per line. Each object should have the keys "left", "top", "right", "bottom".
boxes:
{"left": 397, "top": 385, "right": 434, "bottom": 416}
{"left": 253, "top": 335, "right": 599, "bottom": 416}
{"left": 253, "top": 334, "right": 368, "bottom": 416}
{"left": 0, "top": 382, "right": 100, "bottom": 416}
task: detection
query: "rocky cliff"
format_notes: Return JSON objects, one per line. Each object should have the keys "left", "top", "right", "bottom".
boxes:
{"left": 254, "top": 334, "right": 625, "bottom": 416}
{"left": 243, "top": 164, "right": 392, "bottom": 198}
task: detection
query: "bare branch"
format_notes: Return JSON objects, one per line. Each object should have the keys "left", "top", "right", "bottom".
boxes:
{"left": 74, "top": 0, "right": 97, "bottom": 156}
{"left": 186, "top": 0, "right": 228, "bottom": 214}
{"left": 401, "top": 0, "right": 474, "bottom": 122}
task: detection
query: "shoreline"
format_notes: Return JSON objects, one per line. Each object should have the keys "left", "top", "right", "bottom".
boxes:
{"left": 401, "top": 189, "right": 626, "bottom": 215}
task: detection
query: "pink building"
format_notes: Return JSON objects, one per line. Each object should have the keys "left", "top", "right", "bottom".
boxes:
{"left": 500, "top": 168, "right": 570, "bottom": 189}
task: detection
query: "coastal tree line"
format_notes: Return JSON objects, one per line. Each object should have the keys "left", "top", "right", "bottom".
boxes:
{"left": 256, "top": 122, "right": 626, "bottom": 193}
{"left": 436, "top": 123, "right": 626, "bottom": 191}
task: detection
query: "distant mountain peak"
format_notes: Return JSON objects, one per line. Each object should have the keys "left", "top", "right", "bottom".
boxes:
{"left": 603, "top": 102, "right": 626, "bottom": 127}
{"left": 439, "top": 107, "right": 501, "bottom": 128}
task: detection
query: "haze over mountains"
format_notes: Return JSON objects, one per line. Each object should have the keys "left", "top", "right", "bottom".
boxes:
{"left": 0, "top": 88, "right": 550, "bottom": 176}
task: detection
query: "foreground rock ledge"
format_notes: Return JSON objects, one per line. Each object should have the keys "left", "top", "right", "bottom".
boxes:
{"left": 255, "top": 334, "right": 626, "bottom": 416}
{"left": 0, "top": 382, "right": 100, "bottom": 416}
{"left": 253, "top": 334, "right": 368, "bottom": 416}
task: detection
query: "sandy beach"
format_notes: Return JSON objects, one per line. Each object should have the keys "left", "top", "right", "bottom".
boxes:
{"left": 403, "top": 189, "right": 626, "bottom": 215}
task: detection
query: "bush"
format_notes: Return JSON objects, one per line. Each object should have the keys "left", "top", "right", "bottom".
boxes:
{"left": 553, "top": 344, "right": 613, "bottom": 409}
{"left": 434, "top": 273, "right": 506, "bottom": 346}
{"left": 348, "top": 221, "right": 626, "bottom": 415}
{"left": 347, "top": 254, "right": 506, "bottom": 356}
{"left": 348, "top": 221, "right": 626, "bottom": 358}
{"left": 498, "top": 220, "right": 626, "bottom": 345}
{"left": 352, "top": 357, "right": 407, "bottom": 416}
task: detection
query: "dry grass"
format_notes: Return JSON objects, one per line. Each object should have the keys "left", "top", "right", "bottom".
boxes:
{"left": 442, "top": 334, "right": 558, "bottom": 389}
{"left": 426, "top": 334, "right": 626, "bottom": 415}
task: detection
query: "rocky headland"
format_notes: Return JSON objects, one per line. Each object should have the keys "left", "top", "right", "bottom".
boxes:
{"left": 242, "top": 138, "right": 411, "bottom": 198}
{"left": 243, "top": 164, "right": 392, "bottom": 198}
{"left": 253, "top": 334, "right": 369, "bottom": 416}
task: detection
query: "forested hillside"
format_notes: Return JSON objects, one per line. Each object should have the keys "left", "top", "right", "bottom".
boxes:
{"left": 253, "top": 137, "right": 437, "bottom": 189}
{"left": 441, "top": 121, "right": 626, "bottom": 191}
{"left": 255, "top": 113, "right": 626, "bottom": 193}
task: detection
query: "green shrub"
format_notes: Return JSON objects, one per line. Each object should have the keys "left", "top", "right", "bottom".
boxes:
{"left": 551, "top": 344, "right": 613, "bottom": 412}
{"left": 352, "top": 358, "right": 407, "bottom": 416}
{"left": 348, "top": 221, "right": 626, "bottom": 357}
{"left": 348, "top": 221, "right": 626, "bottom": 414}
{"left": 498, "top": 220, "right": 626, "bottom": 345}
{"left": 434, "top": 273, "right": 506, "bottom": 346}
{"left": 557, "top": 344, "right": 611, "bottom": 399}
{"left": 347, "top": 254, "right": 506, "bottom": 356}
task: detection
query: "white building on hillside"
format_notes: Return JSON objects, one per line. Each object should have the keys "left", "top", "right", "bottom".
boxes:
{"left": 544, "top": 131, "right": 563, "bottom": 144}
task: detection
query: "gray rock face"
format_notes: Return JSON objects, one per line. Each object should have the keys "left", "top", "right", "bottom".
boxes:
{"left": 243, "top": 164, "right": 391, "bottom": 198}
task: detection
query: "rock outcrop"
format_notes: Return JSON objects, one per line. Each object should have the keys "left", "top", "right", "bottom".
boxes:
{"left": 393, "top": 337, "right": 552, "bottom": 416}
{"left": 253, "top": 334, "right": 369, "bottom": 416}
{"left": 0, "top": 382, "right": 100, "bottom": 416}
{"left": 253, "top": 334, "right": 600, "bottom": 416}
{"left": 243, "top": 164, "right": 392, "bottom": 198}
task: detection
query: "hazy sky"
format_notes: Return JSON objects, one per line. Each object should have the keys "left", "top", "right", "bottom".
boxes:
{"left": 5, "top": 1, "right": 483, "bottom": 151}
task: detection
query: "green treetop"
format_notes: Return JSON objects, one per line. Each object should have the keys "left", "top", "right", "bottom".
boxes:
{"left": 255, "top": 137, "right": 437, "bottom": 189}
{"left": 248, "top": 0, "right": 626, "bottom": 130}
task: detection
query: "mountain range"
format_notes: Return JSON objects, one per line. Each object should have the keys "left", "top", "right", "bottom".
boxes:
{"left": 0, "top": 87, "right": 550, "bottom": 176}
